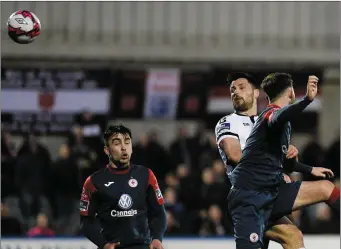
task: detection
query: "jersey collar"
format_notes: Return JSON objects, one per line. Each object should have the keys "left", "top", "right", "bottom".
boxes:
{"left": 234, "top": 111, "right": 247, "bottom": 116}
{"left": 267, "top": 104, "right": 281, "bottom": 109}
{"left": 234, "top": 111, "right": 257, "bottom": 120}
{"left": 106, "top": 164, "right": 131, "bottom": 175}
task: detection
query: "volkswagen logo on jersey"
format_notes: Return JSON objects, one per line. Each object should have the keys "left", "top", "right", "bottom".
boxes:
{"left": 112, "top": 194, "right": 137, "bottom": 218}
{"left": 118, "top": 194, "right": 133, "bottom": 210}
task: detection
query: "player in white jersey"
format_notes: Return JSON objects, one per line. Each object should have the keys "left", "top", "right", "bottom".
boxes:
{"left": 215, "top": 73, "right": 304, "bottom": 249}
{"left": 216, "top": 112, "right": 257, "bottom": 174}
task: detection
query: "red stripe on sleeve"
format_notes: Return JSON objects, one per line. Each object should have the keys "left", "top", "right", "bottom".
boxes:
{"left": 264, "top": 107, "right": 279, "bottom": 122}
{"left": 148, "top": 169, "right": 165, "bottom": 205}
{"left": 80, "top": 176, "right": 97, "bottom": 216}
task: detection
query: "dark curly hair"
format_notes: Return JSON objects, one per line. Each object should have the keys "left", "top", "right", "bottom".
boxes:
{"left": 228, "top": 72, "right": 259, "bottom": 89}
{"left": 261, "top": 73, "right": 293, "bottom": 101}
{"left": 103, "top": 124, "right": 132, "bottom": 146}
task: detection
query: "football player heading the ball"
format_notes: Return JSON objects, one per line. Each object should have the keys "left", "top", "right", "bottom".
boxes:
{"left": 80, "top": 124, "right": 167, "bottom": 249}
{"left": 7, "top": 10, "right": 41, "bottom": 44}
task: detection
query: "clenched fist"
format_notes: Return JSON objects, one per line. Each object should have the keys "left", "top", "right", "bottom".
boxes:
{"left": 306, "top": 75, "right": 319, "bottom": 101}
{"left": 104, "top": 242, "right": 120, "bottom": 249}
{"left": 149, "top": 239, "right": 164, "bottom": 249}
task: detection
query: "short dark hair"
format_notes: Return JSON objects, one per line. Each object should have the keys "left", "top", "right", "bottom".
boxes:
{"left": 228, "top": 72, "right": 259, "bottom": 89}
{"left": 261, "top": 73, "right": 293, "bottom": 101}
{"left": 103, "top": 124, "right": 132, "bottom": 146}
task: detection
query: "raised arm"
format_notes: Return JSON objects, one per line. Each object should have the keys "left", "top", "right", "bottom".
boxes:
{"left": 264, "top": 75, "right": 318, "bottom": 127}
{"left": 264, "top": 97, "right": 312, "bottom": 127}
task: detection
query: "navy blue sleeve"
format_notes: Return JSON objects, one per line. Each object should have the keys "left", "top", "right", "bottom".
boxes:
{"left": 147, "top": 169, "right": 167, "bottom": 242}
{"left": 264, "top": 97, "right": 312, "bottom": 127}
{"left": 283, "top": 158, "right": 313, "bottom": 174}
{"left": 80, "top": 177, "right": 108, "bottom": 249}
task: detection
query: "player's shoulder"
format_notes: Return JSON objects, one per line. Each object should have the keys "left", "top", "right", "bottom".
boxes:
{"left": 131, "top": 164, "right": 148, "bottom": 172}
{"left": 215, "top": 113, "right": 235, "bottom": 127}
{"left": 87, "top": 167, "right": 106, "bottom": 183}
{"left": 258, "top": 105, "right": 279, "bottom": 120}
{"left": 131, "top": 164, "right": 152, "bottom": 177}
{"left": 131, "top": 164, "right": 159, "bottom": 181}
{"left": 215, "top": 113, "right": 240, "bottom": 133}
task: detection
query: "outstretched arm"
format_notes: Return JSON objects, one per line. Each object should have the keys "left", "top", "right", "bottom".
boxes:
{"left": 265, "top": 97, "right": 312, "bottom": 127}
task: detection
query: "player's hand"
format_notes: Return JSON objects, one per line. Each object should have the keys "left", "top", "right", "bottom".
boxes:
{"left": 306, "top": 75, "right": 319, "bottom": 101}
{"left": 286, "top": 145, "right": 299, "bottom": 160}
{"left": 104, "top": 242, "right": 120, "bottom": 249}
{"left": 283, "top": 173, "right": 292, "bottom": 183}
{"left": 311, "top": 167, "right": 334, "bottom": 178}
{"left": 149, "top": 239, "right": 164, "bottom": 249}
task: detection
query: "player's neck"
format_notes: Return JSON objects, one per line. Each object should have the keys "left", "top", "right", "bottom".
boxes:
{"left": 109, "top": 161, "right": 130, "bottom": 170}
{"left": 270, "top": 98, "right": 289, "bottom": 108}
{"left": 237, "top": 105, "right": 257, "bottom": 116}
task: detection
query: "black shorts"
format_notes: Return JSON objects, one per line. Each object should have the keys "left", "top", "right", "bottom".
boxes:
{"left": 110, "top": 243, "right": 149, "bottom": 249}
{"left": 115, "top": 245, "right": 149, "bottom": 249}
{"left": 227, "top": 188, "right": 277, "bottom": 249}
{"left": 124, "top": 246, "right": 149, "bottom": 249}
{"left": 270, "top": 181, "right": 302, "bottom": 222}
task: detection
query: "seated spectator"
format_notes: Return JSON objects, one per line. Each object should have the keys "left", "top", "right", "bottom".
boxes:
{"left": 164, "top": 172, "right": 179, "bottom": 190}
{"left": 212, "top": 160, "right": 226, "bottom": 183}
{"left": 165, "top": 210, "right": 182, "bottom": 236}
{"left": 176, "top": 164, "right": 190, "bottom": 179}
{"left": 27, "top": 213, "right": 55, "bottom": 238}
{"left": 176, "top": 165, "right": 201, "bottom": 212}
{"left": 164, "top": 187, "right": 185, "bottom": 219}
{"left": 200, "top": 167, "right": 229, "bottom": 209}
{"left": 52, "top": 144, "right": 80, "bottom": 234}
{"left": 1, "top": 131, "right": 18, "bottom": 198}
{"left": 169, "top": 127, "right": 192, "bottom": 168}
{"left": 199, "top": 205, "right": 227, "bottom": 237}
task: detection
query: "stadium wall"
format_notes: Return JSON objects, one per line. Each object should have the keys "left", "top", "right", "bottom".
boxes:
{"left": 1, "top": 2, "right": 338, "bottom": 64}
{"left": 1, "top": 237, "right": 340, "bottom": 249}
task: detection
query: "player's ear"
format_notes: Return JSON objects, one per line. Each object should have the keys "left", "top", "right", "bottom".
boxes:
{"left": 254, "top": 88, "right": 260, "bottom": 99}
{"left": 104, "top": 146, "right": 110, "bottom": 156}
{"left": 287, "top": 87, "right": 293, "bottom": 98}
{"left": 265, "top": 95, "right": 270, "bottom": 103}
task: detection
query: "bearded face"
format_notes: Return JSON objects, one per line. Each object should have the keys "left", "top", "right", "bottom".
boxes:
{"left": 230, "top": 78, "right": 256, "bottom": 112}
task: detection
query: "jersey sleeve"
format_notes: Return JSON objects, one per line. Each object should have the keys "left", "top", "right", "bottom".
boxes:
{"left": 215, "top": 115, "right": 239, "bottom": 145}
{"left": 80, "top": 176, "right": 97, "bottom": 217}
{"left": 146, "top": 169, "right": 165, "bottom": 206}
{"left": 146, "top": 169, "right": 167, "bottom": 242}
{"left": 264, "top": 97, "right": 312, "bottom": 127}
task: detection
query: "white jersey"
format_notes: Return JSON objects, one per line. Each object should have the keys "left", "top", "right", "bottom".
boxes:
{"left": 215, "top": 113, "right": 258, "bottom": 173}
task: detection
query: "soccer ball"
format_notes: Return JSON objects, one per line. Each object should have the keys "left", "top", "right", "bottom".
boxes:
{"left": 7, "top": 10, "right": 41, "bottom": 44}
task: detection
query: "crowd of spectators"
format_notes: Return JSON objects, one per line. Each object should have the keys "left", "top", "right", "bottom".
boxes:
{"left": 1, "top": 114, "right": 340, "bottom": 237}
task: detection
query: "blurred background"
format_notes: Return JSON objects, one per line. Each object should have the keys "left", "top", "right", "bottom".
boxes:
{"left": 1, "top": 1, "right": 340, "bottom": 240}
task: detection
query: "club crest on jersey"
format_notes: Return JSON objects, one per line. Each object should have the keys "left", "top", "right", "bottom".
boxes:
{"left": 250, "top": 233, "right": 259, "bottom": 243}
{"left": 224, "top": 123, "right": 230, "bottom": 130}
{"left": 128, "top": 178, "right": 138, "bottom": 188}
